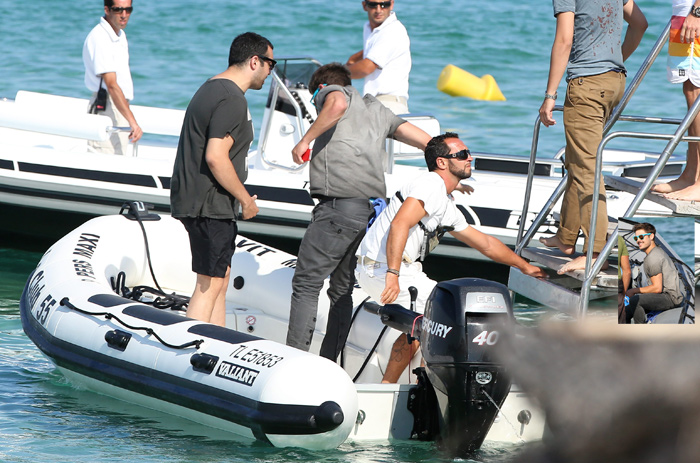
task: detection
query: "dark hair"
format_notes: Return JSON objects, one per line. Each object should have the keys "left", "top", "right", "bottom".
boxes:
{"left": 424, "top": 132, "right": 460, "bottom": 171}
{"left": 228, "top": 32, "right": 273, "bottom": 68}
{"left": 632, "top": 222, "right": 656, "bottom": 236}
{"left": 309, "top": 63, "right": 352, "bottom": 93}
{"left": 104, "top": 0, "right": 129, "bottom": 7}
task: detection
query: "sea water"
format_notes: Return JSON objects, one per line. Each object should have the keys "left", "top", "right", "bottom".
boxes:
{"left": 0, "top": 0, "right": 694, "bottom": 461}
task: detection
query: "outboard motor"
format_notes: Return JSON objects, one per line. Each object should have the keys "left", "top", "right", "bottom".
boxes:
{"left": 422, "top": 278, "right": 513, "bottom": 455}
{"left": 365, "top": 277, "right": 513, "bottom": 456}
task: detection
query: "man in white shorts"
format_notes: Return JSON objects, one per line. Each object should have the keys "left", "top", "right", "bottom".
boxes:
{"left": 356, "top": 132, "right": 547, "bottom": 382}
{"left": 652, "top": 0, "right": 700, "bottom": 200}
{"left": 346, "top": 0, "right": 411, "bottom": 114}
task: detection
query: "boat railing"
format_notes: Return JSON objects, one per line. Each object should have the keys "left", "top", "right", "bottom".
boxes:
{"left": 258, "top": 70, "right": 310, "bottom": 172}
{"left": 511, "top": 19, "right": 700, "bottom": 315}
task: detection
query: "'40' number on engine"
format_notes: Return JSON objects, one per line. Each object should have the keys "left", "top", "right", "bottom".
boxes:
{"left": 472, "top": 330, "right": 499, "bottom": 346}
{"left": 35, "top": 295, "right": 57, "bottom": 326}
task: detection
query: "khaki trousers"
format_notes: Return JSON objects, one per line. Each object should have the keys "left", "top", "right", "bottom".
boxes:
{"left": 87, "top": 92, "right": 131, "bottom": 155}
{"left": 557, "top": 71, "right": 626, "bottom": 253}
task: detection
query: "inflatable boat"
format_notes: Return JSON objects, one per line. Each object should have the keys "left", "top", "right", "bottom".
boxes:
{"left": 20, "top": 204, "right": 546, "bottom": 455}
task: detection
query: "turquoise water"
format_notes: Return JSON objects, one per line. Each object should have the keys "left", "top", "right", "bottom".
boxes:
{"left": 0, "top": 0, "right": 694, "bottom": 461}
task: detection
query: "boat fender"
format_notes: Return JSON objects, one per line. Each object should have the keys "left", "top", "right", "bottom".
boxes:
{"left": 190, "top": 352, "right": 219, "bottom": 374}
{"left": 312, "top": 401, "right": 345, "bottom": 431}
{"left": 104, "top": 329, "right": 132, "bottom": 351}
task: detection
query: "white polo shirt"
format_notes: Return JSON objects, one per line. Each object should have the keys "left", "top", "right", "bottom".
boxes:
{"left": 83, "top": 17, "right": 134, "bottom": 101}
{"left": 359, "top": 172, "right": 469, "bottom": 263}
{"left": 362, "top": 11, "right": 411, "bottom": 99}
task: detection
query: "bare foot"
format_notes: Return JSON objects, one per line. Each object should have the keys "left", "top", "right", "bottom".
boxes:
{"left": 661, "top": 182, "right": 700, "bottom": 201}
{"left": 650, "top": 177, "right": 694, "bottom": 194}
{"left": 557, "top": 254, "right": 609, "bottom": 275}
{"left": 539, "top": 235, "right": 575, "bottom": 255}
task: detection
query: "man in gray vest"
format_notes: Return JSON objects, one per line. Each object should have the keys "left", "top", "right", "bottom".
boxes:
{"left": 286, "top": 62, "right": 430, "bottom": 361}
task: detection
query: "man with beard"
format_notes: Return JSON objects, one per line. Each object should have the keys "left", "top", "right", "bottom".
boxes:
{"left": 170, "top": 32, "right": 273, "bottom": 326}
{"left": 356, "top": 132, "right": 547, "bottom": 382}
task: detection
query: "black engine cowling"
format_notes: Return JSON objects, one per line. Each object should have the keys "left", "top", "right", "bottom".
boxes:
{"left": 422, "top": 278, "right": 513, "bottom": 455}
{"left": 365, "top": 277, "right": 513, "bottom": 456}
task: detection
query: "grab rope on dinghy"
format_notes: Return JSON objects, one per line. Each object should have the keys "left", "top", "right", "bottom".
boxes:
{"left": 60, "top": 297, "right": 203, "bottom": 350}
{"left": 112, "top": 271, "right": 190, "bottom": 312}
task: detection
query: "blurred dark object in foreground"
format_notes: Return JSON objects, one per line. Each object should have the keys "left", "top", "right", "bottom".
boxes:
{"left": 497, "top": 323, "right": 700, "bottom": 463}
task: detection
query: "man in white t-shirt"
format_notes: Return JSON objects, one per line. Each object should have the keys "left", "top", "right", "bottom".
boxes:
{"left": 356, "top": 132, "right": 547, "bottom": 383}
{"left": 346, "top": 0, "right": 411, "bottom": 114}
{"left": 83, "top": 0, "right": 142, "bottom": 155}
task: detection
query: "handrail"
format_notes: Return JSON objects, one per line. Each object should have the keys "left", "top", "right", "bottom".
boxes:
{"left": 580, "top": 128, "right": 700, "bottom": 315}
{"left": 516, "top": 20, "right": 671, "bottom": 253}
{"left": 258, "top": 71, "right": 309, "bottom": 172}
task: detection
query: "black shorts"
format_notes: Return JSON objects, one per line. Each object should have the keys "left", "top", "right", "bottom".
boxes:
{"left": 179, "top": 217, "right": 237, "bottom": 278}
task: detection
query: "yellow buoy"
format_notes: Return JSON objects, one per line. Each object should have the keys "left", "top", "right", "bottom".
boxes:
{"left": 437, "top": 64, "right": 506, "bottom": 101}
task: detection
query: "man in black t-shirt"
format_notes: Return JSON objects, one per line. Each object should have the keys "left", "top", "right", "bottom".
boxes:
{"left": 170, "top": 32, "right": 274, "bottom": 326}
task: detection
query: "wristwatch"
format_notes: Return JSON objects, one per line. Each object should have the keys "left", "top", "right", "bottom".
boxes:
{"left": 691, "top": 5, "right": 700, "bottom": 17}
{"left": 544, "top": 92, "right": 557, "bottom": 101}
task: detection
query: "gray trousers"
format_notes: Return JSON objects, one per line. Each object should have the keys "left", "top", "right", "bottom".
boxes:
{"left": 286, "top": 198, "right": 372, "bottom": 361}
{"left": 625, "top": 292, "right": 676, "bottom": 324}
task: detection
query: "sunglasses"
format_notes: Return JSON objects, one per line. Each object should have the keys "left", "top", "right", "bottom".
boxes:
{"left": 633, "top": 232, "right": 652, "bottom": 241}
{"left": 256, "top": 55, "right": 277, "bottom": 71}
{"left": 310, "top": 84, "right": 327, "bottom": 103}
{"left": 439, "top": 149, "right": 471, "bottom": 160}
{"left": 365, "top": 1, "right": 391, "bottom": 9}
{"left": 109, "top": 6, "right": 133, "bottom": 13}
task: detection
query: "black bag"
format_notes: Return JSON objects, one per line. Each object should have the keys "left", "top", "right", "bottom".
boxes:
{"left": 90, "top": 78, "right": 107, "bottom": 114}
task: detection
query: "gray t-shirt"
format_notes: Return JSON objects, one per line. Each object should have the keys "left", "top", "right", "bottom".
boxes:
{"left": 309, "top": 85, "right": 405, "bottom": 199}
{"left": 170, "top": 79, "right": 253, "bottom": 219}
{"left": 552, "top": 0, "right": 628, "bottom": 80}
{"left": 644, "top": 246, "right": 684, "bottom": 306}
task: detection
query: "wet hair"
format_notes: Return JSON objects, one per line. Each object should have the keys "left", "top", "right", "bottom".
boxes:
{"left": 228, "top": 32, "right": 273, "bottom": 68}
{"left": 632, "top": 222, "right": 656, "bottom": 236}
{"left": 309, "top": 63, "right": 352, "bottom": 93}
{"left": 424, "top": 132, "right": 460, "bottom": 171}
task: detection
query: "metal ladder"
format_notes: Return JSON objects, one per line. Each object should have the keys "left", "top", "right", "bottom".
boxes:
{"left": 508, "top": 20, "right": 700, "bottom": 317}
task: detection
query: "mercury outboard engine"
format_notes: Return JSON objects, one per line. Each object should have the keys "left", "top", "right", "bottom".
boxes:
{"left": 365, "top": 277, "right": 513, "bottom": 456}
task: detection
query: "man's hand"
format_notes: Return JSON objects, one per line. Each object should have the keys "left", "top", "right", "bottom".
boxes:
{"left": 681, "top": 14, "right": 700, "bottom": 43}
{"left": 292, "top": 139, "right": 310, "bottom": 164}
{"left": 539, "top": 98, "right": 557, "bottom": 127}
{"left": 523, "top": 264, "right": 548, "bottom": 279}
{"left": 455, "top": 182, "right": 474, "bottom": 195}
{"left": 129, "top": 122, "right": 143, "bottom": 143}
{"left": 380, "top": 272, "right": 400, "bottom": 305}
{"left": 625, "top": 287, "right": 640, "bottom": 298}
{"left": 240, "top": 195, "right": 259, "bottom": 220}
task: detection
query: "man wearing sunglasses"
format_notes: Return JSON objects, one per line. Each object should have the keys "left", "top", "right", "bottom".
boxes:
{"left": 346, "top": 0, "right": 411, "bottom": 114}
{"left": 83, "top": 0, "right": 142, "bottom": 155}
{"left": 624, "top": 223, "right": 684, "bottom": 324}
{"left": 171, "top": 32, "right": 274, "bottom": 326}
{"left": 356, "top": 133, "right": 547, "bottom": 383}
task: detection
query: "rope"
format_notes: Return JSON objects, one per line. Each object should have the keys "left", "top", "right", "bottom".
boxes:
{"left": 60, "top": 297, "right": 202, "bottom": 350}
{"left": 111, "top": 272, "right": 189, "bottom": 312}
{"left": 482, "top": 389, "right": 526, "bottom": 444}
